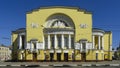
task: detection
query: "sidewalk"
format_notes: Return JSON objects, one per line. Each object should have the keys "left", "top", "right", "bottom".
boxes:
{"left": 0, "top": 60, "right": 120, "bottom": 67}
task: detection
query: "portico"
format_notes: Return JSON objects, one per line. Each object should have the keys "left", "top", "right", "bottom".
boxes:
{"left": 92, "top": 28, "right": 105, "bottom": 50}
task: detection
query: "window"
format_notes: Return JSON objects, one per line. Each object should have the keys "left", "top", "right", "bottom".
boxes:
{"left": 64, "top": 37, "right": 68, "bottom": 49}
{"left": 45, "top": 37, "right": 48, "bottom": 49}
{"left": 58, "top": 35, "right": 61, "bottom": 48}
{"left": 71, "top": 37, "right": 74, "bottom": 49}
{"left": 51, "top": 36, "right": 54, "bottom": 49}
{"left": 33, "top": 43, "right": 37, "bottom": 49}
{"left": 82, "top": 43, "right": 86, "bottom": 49}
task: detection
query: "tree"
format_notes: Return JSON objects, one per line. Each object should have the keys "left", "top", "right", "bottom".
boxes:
{"left": 116, "top": 44, "right": 120, "bottom": 60}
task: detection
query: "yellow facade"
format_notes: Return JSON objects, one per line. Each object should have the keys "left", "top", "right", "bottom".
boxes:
{"left": 12, "top": 6, "right": 112, "bottom": 62}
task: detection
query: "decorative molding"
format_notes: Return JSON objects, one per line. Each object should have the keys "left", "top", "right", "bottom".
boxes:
{"left": 37, "top": 43, "right": 43, "bottom": 49}
{"left": 75, "top": 43, "right": 80, "bottom": 49}
{"left": 31, "top": 23, "right": 38, "bottom": 28}
{"left": 26, "top": 43, "right": 31, "bottom": 49}
{"left": 96, "top": 51, "right": 99, "bottom": 53}
{"left": 48, "top": 49, "right": 74, "bottom": 53}
{"left": 26, "top": 6, "right": 92, "bottom": 14}
{"left": 86, "top": 43, "right": 92, "bottom": 49}
{"left": 92, "top": 32, "right": 104, "bottom": 36}
{"left": 19, "top": 32, "right": 26, "bottom": 35}
{"left": 80, "top": 24, "right": 88, "bottom": 28}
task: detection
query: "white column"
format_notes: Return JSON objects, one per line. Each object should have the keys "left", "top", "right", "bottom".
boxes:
{"left": 30, "top": 41, "right": 32, "bottom": 50}
{"left": 98, "top": 36, "right": 101, "bottom": 50}
{"left": 24, "top": 35, "right": 26, "bottom": 49}
{"left": 48, "top": 34, "right": 51, "bottom": 49}
{"left": 54, "top": 34, "right": 57, "bottom": 49}
{"left": 92, "top": 35, "right": 95, "bottom": 49}
{"left": 62, "top": 34, "right": 64, "bottom": 49}
{"left": 68, "top": 34, "right": 71, "bottom": 49}
{"left": 19, "top": 35, "right": 22, "bottom": 49}
{"left": 102, "top": 36, "right": 104, "bottom": 50}
{"left": 80, "top": 43, "right": 82, "bottom": 51}
{"left": 43, "top": 35, "right": 45, "bottom": 49}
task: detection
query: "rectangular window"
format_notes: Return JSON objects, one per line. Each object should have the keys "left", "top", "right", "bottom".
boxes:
{"left": 82, "top": 43, "right": 86, "bottom": 49}
{"left": 33, "top": 43, "right": 37, "bottom": 49}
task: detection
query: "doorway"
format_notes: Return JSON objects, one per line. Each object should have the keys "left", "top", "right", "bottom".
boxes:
{"left": 64, "top": 53, "right": 68, "bottom": 61}
{"left": 57, "top": 53, "right": 61, "bottom": 61}
{"left": 81, "top": 53, "right": 86, "bottom": 61}
{"left": 50, "top": 53, "right": 54, "bottom": 61}
{"left": 33, "top": 53, "right": 37, "bottom": 61}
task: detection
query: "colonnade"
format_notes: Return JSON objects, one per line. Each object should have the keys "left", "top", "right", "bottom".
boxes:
{"left": 45, "top": 34, "right": 72, "bottom": 49}
{"left": 92, "top": 35, "right": 104, "bottom": 50}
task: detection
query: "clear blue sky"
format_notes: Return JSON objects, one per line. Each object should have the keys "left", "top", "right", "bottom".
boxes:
{"left": 0, "top": 0, "right": 120, "bottom": 49}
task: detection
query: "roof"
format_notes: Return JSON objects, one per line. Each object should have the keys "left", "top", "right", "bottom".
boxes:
{"left": 93, "top": 28, "right": 112, "bottom": 34}
{"left": 105, "top": 31, "right": 112, "bottom": 34}
{"left": 27, "top": 6, "right": 92, "bottom": 14}
{"left": 92, "top": 28, "right": 105, "bottom": 33}
{"left": 12, "top": 28, "right": 26, "bottom": 33}
{"left": 0, "top": 44, "right": 8, "bottom": 48}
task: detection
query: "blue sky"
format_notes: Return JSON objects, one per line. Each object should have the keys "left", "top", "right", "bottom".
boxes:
{"left": 0, "top": 0, "right": 120, "bottom": 49}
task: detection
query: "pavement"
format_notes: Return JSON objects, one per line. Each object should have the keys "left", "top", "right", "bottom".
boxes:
{"left": 0, "top": 60, "right": 120, "bottom": 67}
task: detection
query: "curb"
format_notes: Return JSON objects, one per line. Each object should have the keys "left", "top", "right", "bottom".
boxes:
{"left": 0, "top": 64, "right": 120, "bottom": 67}
{"left": 82, "top": 64, "right": 92, "bottom": 66}
{"left": 110, "top": 64, "right": 120, "bottom": 66}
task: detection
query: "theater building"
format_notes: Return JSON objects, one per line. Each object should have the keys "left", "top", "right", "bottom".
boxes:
{"left": 12, "top": 6, "right": 112, "bottom": 61}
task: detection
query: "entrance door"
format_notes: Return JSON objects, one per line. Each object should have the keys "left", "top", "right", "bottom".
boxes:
{"left": 33, "top": 53, "right": 37, "bottom": 61}
{"left": 50, "top": 53, "right": 54, "bottom": 61}
{"left": 81, "top": 53, "right": 86, "bottom": 61}
{"left": 64, "top": 53, "right": 68, "bottom": 61}
{"left": 57, "top": 53, "right": 61, "bottom": 61}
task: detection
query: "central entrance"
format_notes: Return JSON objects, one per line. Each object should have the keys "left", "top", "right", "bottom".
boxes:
{"left": 57, "top": 53, "right": 61, "bottom": 61}
{"left": 50, "top": 53, "right": 54, "bottom": 61}
{"left": 44, "top": 13, "right": 75, "bottom": 61}
{"left": 64, "top": 53, "right": 68, "bottom": 61}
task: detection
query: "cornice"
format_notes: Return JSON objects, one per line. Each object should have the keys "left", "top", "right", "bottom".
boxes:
{"left": 26, "top": 6, "right": 92, "bottom": 14}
